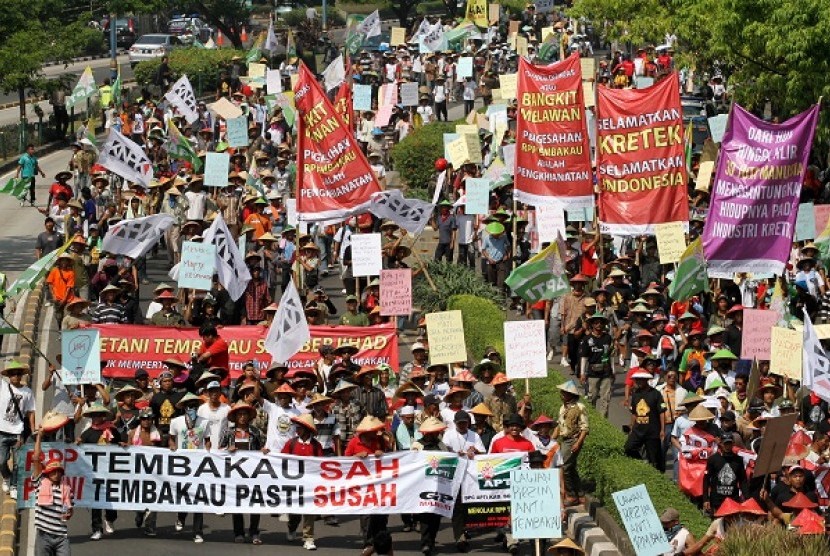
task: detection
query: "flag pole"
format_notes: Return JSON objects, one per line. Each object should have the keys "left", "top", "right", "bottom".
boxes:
{"left": 0, "top": 314, "right": 55, "bottom": 367}
{"left": 408, "top": 231, "right": 438, "bottom": 291}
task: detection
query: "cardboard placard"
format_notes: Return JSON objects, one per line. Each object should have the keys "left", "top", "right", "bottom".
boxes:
{"left": 380, "top": 269, "right": 412, "bottom": 316}
{"left": 769, "top": 327, "right": 802, "bottom": 381}
{"left": 740, "top": 309, "right": 780, "bottom": 360}
{"left": 634, "top": 76, "right": 654, "bottom": 89}
{"left": 795, "top": 202, "right": 816, "bottom": 241}
{"left": 567, "top": 206, "right": 595, "bottom": 223}
{"left": 708, "top": 114, "right": 729, "bottom": 144}
{"left": 353, "top": 84, "right": 373, "bottom": 111}
{"left": 285, "top": 198, "right": 298, "bottom": 226}
{"left": 541, "top": 27, "right": 554, "bottom": 42}
{"left": 464, "top": 178, "right": 491, "bottom": 215}
{"left": 535, "top": 205, "right": 566, "bottom": 244}
{"left": 426, "top": 310, "right": 467, "bottom": 365}
{"left": 443, "top": 133, "right": 460, "bottom": 161}
{"left": 446, "top": 136, "right": 468, "bottom": 168}
{"left": 400, "top": 82, "right": 419, "bottom": 107}
{"left": 204, "top": 152, "right": 230, "bottom": 187}
{"left": 390, "top": 27, "right": 406, "bottom": 46}
{"left": 226, "top": 116, "right": 249, "bottom": 148}
{"left": 207, "top": 97, "right": 243, "bottom": 120}
{"left": 504, "top": 320, "right": 548, "bottom": 379}
{"left": 695, "top": 160, "right": 715, "bottom": 192}
{"left": 248, "top": 63, "right": 266, "bottom": 78}
{"left": 508, "top": 21, "right": 520, "bottom": 36}
{"left": 178, "top": 241, "right": 217, "bottom": 290}
{"left": 510, "top": 469, "right": 561, "bottom": 539}
{"left": 458, "top": 57, "right": 474, "bottom": 78}
{"left": 60, "top": 329, "right": 102, "bottom": 386}
{"left": 350, "top": 233, "right": 382, "bottom": 277}
{"left": 582, "top": 81, "right": 595, "bottom": 108}
{"left": 654, "top": 221, "right": 686, "bottom": 264}
{"left": 266, "top": 69, "right": 282, "bottom": 94}
{"left": 515, "top": 36, "right": 528, "bottom": 58}
{"left": 580, "top": 58, "right": 596, "bottom": 80}
{"left": 815, "top": 204, "right": 830, "bottom": 237}
{"left": 753, "top": 413, "right": 799, "bottom": 476}
{"left": 611, "top": 484, "right": 672, "bottom": 556}
{"left": 462, "top": 133, "right": 482, "bottom": 164}
{"left": 489, "top": 4, "right": 500, "bottom": 24}
{"left": 499, "top": 74, "right": 518, "bottom": 100}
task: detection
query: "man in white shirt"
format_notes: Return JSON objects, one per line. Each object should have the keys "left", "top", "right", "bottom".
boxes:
{"left": 417, "top": 96, "right": 435, "bottom": 125}
{"left": 260, "top": 383, "right": 301, "bottom": 453}
{"left": 441, "top": 411, "right": 484, "bottom": 552}
{"left": 184, "top": 177, "right": 210, "bottom": 221}
{"left": 197, "top": 381, "right": 230, "bottom": 449}
{"left": 0, "top": 361, "right": 35, "bottom": 499}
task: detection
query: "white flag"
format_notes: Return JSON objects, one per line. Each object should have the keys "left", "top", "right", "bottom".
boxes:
{"left": 423, "top": 23, "right": 445, "bottom": 52}
{"left": 98, "top": 128, "right": 153, "bottom": 187}
{"left": 322, "top": 54, "right": 346, "bottom": 92}
{"left": 66, "top": 66, "right": 97, "bottom": 110}
{"left": 202, "top": 213, "right": 251, "bottom": 301}
{"left": 264, "top": 19, "right": 278, "bottom": 51}
{"left": 102, "top": 214, "right": 176, "bottom": 259}
{"left": 356, "top": 10, "right": 381, "bottom": 38}
{"left": 415, "top": 17, "right": 432, "bottom": 39}
{"left": 803, "top": 309, "right": 830, "bottom": 402}
{"left": 164, "top": 75, "right": 199, "bottom": 123}
{"left": 369, "top": 189, "right": 434, "bottom": 235}
{"left": 264, "top": 279, "right": 310, "bottom": 363}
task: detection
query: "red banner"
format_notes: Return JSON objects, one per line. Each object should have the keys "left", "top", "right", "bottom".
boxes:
{"left": 514, "top": 54, "right": 593, "bottom": 209}
{"left": 93, "top": 324, "right": 399, "bottom": 379}
{"left": 333, "top": 80, "right": 354, "bottom": 131}
{"left": 596, "top": 75, "right": 688, "bottom": 234}
{"left": 294, "top": 62, "right": 381, "bottom": 221}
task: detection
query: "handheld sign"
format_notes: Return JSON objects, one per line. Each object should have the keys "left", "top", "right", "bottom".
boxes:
{"left": 204, "top": 152, "right": 230, "bottom": 187}
{"left": 740, "top": 309, "right": 779, "bottom": 360}
{"left": 769, "top": 326, "right": 802, "bottom": 381}
{"left": 504, "top": 320, "right": 547, "bottom": 379}
{"left": 179, "top": 241, "right": 217, "bottom": 290}
{"left": 380, "top": 269, "right": 412, "bottom": 316}
{"left": 350, "top": 233, "right": 382, "bottom": 277}
{"left": 611, "top": 484, "right": 672, "bottom": 556}
{"left": 654, "top": 221, "right": 687, "bottom": 264}
{"left": 61, "top": 329, "right": 102, "bottom": 385}
{"left": 510, "top": 469, "right": 561, "bottom": 539}
{"left": 426, "top": 310, "right": 466, "bottom": 364}
{"left": 226, "top": 116, "right": 248, "bottom": 148}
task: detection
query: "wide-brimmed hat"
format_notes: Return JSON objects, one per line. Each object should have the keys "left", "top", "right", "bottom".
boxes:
{"left": 356, "top": 415, "right": 385, "bottom": 433}
{"left": 154, "top": 290, "right": 177, "bottom": 302}
{"left": 547, "top": 538, "right": 584, "bottom": 554}
{"left": 42, "top": 458, "right": 65, "bottom": 475}
{"left": 334, "top": 344, "right": 359, "bottom": 356}
{"left": 195, "top": 372, "right": 221, "bottom": 388}
{"left": 444, "top": 385, "right": 471, "bottom": 400}
{"left": 274, "top": 383, "right": 297, "bottom": 396}
{"left": 631, "top": 370, "right": 653, "bottom": 380}
{"left": 394, "top": 381, "right": 423, "bottom": 398}
{"left": 783, "top": 492, "right": 819, "bottom": 510}
{"left": 688, "top": 405, "right": 715, "bottom": 421}
{"left": 331, "top": 379, "right": 358, "bottom": 395}
{"left": 174, "top": 392, "right": 201, "bottom": 408}
{"left": 40, "top": 411, "right": 71, "bottom": 433}
{"left": 530, "top": 415, "right": 555, "bottom": 429}
{"left": 469, "top": 403, "right": 493, "bottom": 417}
{"left": 291, "top": 413, "right": 317, "bottom": 433}
{"left": 452, "top": 370, "right": 477, "bottom": 384}
{"left": 100, "top": 284, "right": 121, "bottom": 295}
{"left": 163, "top": 357, "right": 188, "bottom": 369}
{"left": 354, "top": 366, "right": 381, "bottom": 379}
{"left": 83, "top": 402, "right": 111, "bottom": 416}
{"left": 558, "top": 380, "right": 582, "bottom": 396}
{"left": 228, "top": 402, "right": 257, "bottom": 422}
{"left": 306, "top": 393, "right": 333, "bottom": 408}
{"left": 114, "top": 385, "right": 142, "bottom": 401}
{"left": 419, "top": 417, "right": 447, "bottom": 434}
{"left": 1, "top": 361, "right": 30, "bottom": 377}
{"left": 490, "top": 373, "right": 511, "bottom": 386}
{"left": 472, "top": 359, "right": 501, "bottom": 377}
{"left": 65, "top": 296, "right": 91, "bottom": 310}
{"left": 710, "top": 348, "right": 738, "bottom": 361}
{"left": 714, "top": 497, "right": 743, "bottom": 517}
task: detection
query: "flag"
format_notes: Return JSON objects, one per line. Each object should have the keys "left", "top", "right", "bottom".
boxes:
{"left": 423, "top": 23, "right": 446, "bottom": 52}
{"left": 286, "top": 31, "right": 297, "bottom": 60}
{"left": 264, "top": 278, "right": 310, "bottom": 363}
{"left": 246, "top": 31, "right": 265, "bottom": 64}
{"left": 356, "top": 10, "right": 381, "bottom": 38}
{"left": 66, "top": 66, "right": 97, "bottom": 110}
{"left": 685, "top": 119, "right": 694, "bottom": 172}
{"left": 204, "top": 37, "right": 215, "bottom": 49}
{"left": 6, "top": 243, "right": 70, "bottom": 298}
{"left": 97, "top": 128, "right": 153, "bottom": 187}
{"left": 415, "top": 17, "right": 432, "bottom": 38}
{"left": 164, "top": 75, "right": 199, "bottom": 123}
{"left": 369, "top": 190, "right": 434, "bottom": 235}
{"left": 803, "top": 309, "right": 830, "bottom": 402}
{"left": 465, "top": 0, "right": 489, "bottom": 27}
{"left": 264, "top": 19, "right": 278, "bottom": 52}
{"left": 101, "top": 214, "right": 176, "bottom": 259}
{"left": 345, "top": 15, "right": 366, "bottom": 54}
{"left": 202, "top": 213, "right": 251, "bottom": 301}
{"left": 322, "top": 54, "right": 346, "bottom": 92}
{"left": 505, "top": 241, "right": 569, "bottom": 303}
{"left": 668, "top": 238, "right": 709, "bottom": 301}
{"left": 0, "top": 178, "right": 29, "bottom": 201}
{"left": 112, "top": 65, "right": 122, "bottom": 108}
{"left": 167, "top": 120, "right": 203, "bottom": 172}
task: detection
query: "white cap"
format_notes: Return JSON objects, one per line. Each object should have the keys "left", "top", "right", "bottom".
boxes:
{"left": 400, "top": 406, "right": 415, "bottom": 416}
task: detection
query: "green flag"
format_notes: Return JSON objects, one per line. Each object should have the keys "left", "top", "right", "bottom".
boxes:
{"left": 66, "top": 66, "right": 97, "bottom": 110}
{"left": 166, "top": 120, "right": 203, "bottom": 172}
{"left": 0, "top": 178, "right": 29, "bottom": 201}
{"left": 345, "top": 15, "right": 366, "bottom": 55}
{"left": 246, "top": 32, "right": 265, "bottom": 64}
{"left": 668, "top": 238, "right": 709, "bottom": 301}
{"left": 112, "top": 66, "right": 123, "bottom": 109}
{"left": 505, "top": 241, "right": 569, "bottom": 303}
{"left": 7, "top": 243, "right": 70, "bottom": 299}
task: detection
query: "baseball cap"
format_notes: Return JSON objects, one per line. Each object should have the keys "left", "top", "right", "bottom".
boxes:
{"left": 454, "top": 410, "right": 471, "bottom": 423}
{"left": 205, "top": 380, "right": 221, "bottom": 390}
{"left": 134, "top": 368, "right": 149, "bottom": 379}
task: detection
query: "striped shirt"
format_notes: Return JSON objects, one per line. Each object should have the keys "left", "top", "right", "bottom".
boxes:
{"left": 90, "top": 302, "right": 127, "bottom": 324}
{"left": 32, "top": 476, "right": 70, "bottom": 536}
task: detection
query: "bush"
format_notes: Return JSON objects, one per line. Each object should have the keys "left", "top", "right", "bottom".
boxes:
{"left": 413, "top": 261, "right": 503, "bottom": 315}
{"left": 447, "top": 295, "right": 505, "bottom": 363}
{"left": 718, "top": 522, "right": 830, "bottom": 555}
{"left": 390, "top": 121, "right": 456, "bottom": 188}
{"left": 451, "top": 294, "right": 711, "bottom": 538}
{"left": 133, "top": 48, "right": 246, "bottom": 96}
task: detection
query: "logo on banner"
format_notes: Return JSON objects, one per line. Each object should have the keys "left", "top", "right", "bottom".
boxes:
{"left": 99, "top": 129, "right": 153, "bottom": 187}
{"left": 164, "top": 76, "right": 199, "bottom": 123}
{"left": 425, "top": 456, "right": 460, "bottom": 480}
{"left": 477, "top": 458, "right": 520, "bottom": 490}
{"left": 369, "top": 190, "right": 434, "bottom": 234}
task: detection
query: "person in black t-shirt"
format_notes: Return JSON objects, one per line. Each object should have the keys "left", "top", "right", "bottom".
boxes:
{"left": 579, "top": 313, "right": 615, "bottom": 418}
{"left": 624, "top": 370, "right": 666, "bottom": 472}
{"left": 703, "top": 433, "right": 748, "bottom": 515}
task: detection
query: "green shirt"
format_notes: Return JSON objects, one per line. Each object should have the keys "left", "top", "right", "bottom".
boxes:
{"left": 340, "top": 311, "right": 369, "bottom": 327}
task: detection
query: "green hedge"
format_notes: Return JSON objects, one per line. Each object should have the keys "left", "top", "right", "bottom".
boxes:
{"left": 413, "top": 262, "right": 503, "bottom": 315}
{"left": 390, "top": 121, "right": 456, "bottom": 188}
{"left": 452, "top": 294, "right": 711, "bottom": 538}
{"left": 133, "top": 48, "right": 246, "bottom": 96}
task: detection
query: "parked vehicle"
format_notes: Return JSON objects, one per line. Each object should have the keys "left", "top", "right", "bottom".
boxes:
{"left": 167, "top": 16, "right": 213, "bottom": 44}
{"left": 102, "top": 17, "right": 137, "bottom": 48}
{"left": 128, "top": 34, "right": 182, "bottom": 68}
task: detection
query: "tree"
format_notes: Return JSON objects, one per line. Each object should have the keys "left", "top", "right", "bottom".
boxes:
{"left": 173, "top": 0, "right": 252, "bottom": 49}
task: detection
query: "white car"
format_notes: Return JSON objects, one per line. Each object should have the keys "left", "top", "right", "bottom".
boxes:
{"left": 128, "top": 34, "right": 181, "bottom": 67}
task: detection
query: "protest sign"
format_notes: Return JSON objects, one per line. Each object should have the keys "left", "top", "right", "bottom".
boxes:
{"left": 178, "top": 241, "right": 217, "bottom": 290}
{"left": 400, "top": 82, "right": 419, "bottom": 107}
{"left": 580, "top": 58, "right": 596, "bottom": 80}
{"left": 634, "top": 77, "right": 654, "bottom": 89}
{"left": 446, "top": 136, "right": 468, "bottom": 168}
{"left": 708, "top": 114, "right": 729, "bottom": 144}
{"left": 266, "top": 69, "right": 282, "bottom": 94}
{"left": 582, "top": 81, "right": 595, "bottom": 108}
{"left": 353, "top": 84, "right": 373, "bottom": 111}
{"left": 390, "top": 27, "right": 406, "bottom": 46}
{"left": 514, "top": 55, "right": 592, "bottom": 209}
{"left": 465, "top": 502, "right": 510, "bottom": 529}
{"left": 510, "top": 469, "right": 561, "bottom": 539}
{"left": 769, "top": 326, "right": 802, "bottom": 381}
{"left": 654, "top": 221, "right": 687, "bottom": 264}
{"left": 380, "top": 269, "right": 412, "bottom": 316}
{"left": 695, "top": 160, "right": 715, "bottom": 192}
{"left": 746, "top": 358, "right": 761, "bottom": 402}
{"left": 462, "top": 133, "right": 482, "bottom": 164}
{"left": 796, "top": 202, "right": 816, "bottom": 241}
{"left": 204, "top": 152, "right": 230, "bottom": 187}
{"left": 456, "top": 124, "right": 478, "bottom": 136}
{"left": 489, "top": 3, "right": 499, "bottom": 24}
{"left": 458, "top": 57, "right": 474, "bottom": 78}
{"left": 15, "top": 444, "right": 465, "bottom": 517}
{"left": 248, "top": 63, "right": 266, "bottom": 78}
{"left": 702, "top": 104, "right": 819, "bottom": 275}
{"left": 464, "top": 178, "right": 490, "bottom": 215}
{"left": 208, "top": 97, "right": 243, "bottom": 120}
{"left": 504, "top": 320, "right": 547, "bottom": 379}
{"left": 515, "top": 37, "right": 528, "bottom": 57}
{"left": 567, "top": 206, "right": 594, "bottom": 223}
{"left": 499, "top": 74, "right": 517, "bottom": 99}
{"left": 426, "top": 310, "right": 466, "bottom": 365}
{"left": 502, "top": 143, "right": 516, "bottom": 174}
{"left": 60, "top": 329, "right": 101, "bottom": 385}
{"left": 753, "top": 414, "right": 799, "bottom": 476}
{"left": 816, "top": 205, "right": 830, "bottom": 237}
{"left": 226, "top": 116, "right": 249, "bottom": 148}
{"left": 461, "top": 454, "right": 526, "bottom": 503}
{"left": 350, "top": 233, "right": 382, "bottom": 277}
{"left": 443, "top": 133, "right": 460, "bottom": 160}
{"left": 96, "top": 323, "right": 399, "bottom": 378}
{"left": 535, "top": 205, "right": 566, "bottom": 243}
{"left": 740, "top": 309, "right": 780, "bottom": 360}
{"left": 611, "top": 484, "right": 671, "bottom": 556}
{"left": 285, "top": 198, "right": 298, "bottom": 226}
{"left": 597, "top": 74, "right": 688, "bottom": 234}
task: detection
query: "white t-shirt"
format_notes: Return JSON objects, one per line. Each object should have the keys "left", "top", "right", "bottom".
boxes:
{"left": 442, "top": 428, "right": 485, "bottom": 454}
{"left": 262, "top": 400, "right": 300, "bottom": 453}
{"left": 184, "top": 190, "right": 208, "bottom": 220}
{"left": 456, "top": 214, "right": 475, "bottom": 245}
{"left": 197, "top": 402, "right": 230, "bottom": 449}
{"left": 333, "top": 226, "right": 352, "bottom": 261}
{"left": 168, "top": 414, "right": 210, "bottom": 449}
{"left": 417, "top": 105, "right": 434, "bottom": 124}
{"left": 0, "top": 380, "right": 35, "bottom": 435}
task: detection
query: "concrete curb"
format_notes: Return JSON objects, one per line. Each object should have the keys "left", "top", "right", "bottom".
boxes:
{"left": 564, "top": 506, "right": 623, "bottom": 556}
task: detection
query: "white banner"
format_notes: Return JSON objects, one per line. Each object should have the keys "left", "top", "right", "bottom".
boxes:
{"left": 202, "top": 213, "right": 251, "bottom": 301}
{"left": 804, "top": 309, "right": 830, "bottom": 402}
{"left": 369, "top": 189, "right": 434, "bottom": 235}
{"left": 423, "top": 23, "right": 445, "bottom": 52}
{"left": 322, "top": 54, "right": 346, "bottom": 92}
{"left": 16, "top": 444, "right": 465, "bottom": 516}
{"left": 461, "top": 454, "right": 528, "bottom": 503}
{"left": 101, "top": 214, "right": 175, "bottom": 259}
{"left": 264, "top": 20, "right": 278, "bottom": 52}
{"left": 164, "top": 75, "right": 199, "bottom": 123}
{"left": 265, "top": 279, "right": 310, "bottom": 362}
{"left": 98, "top": 128, "right": 153, "bottom": 187}
{"left": 356, "top": 10, "right": 381, "bottom": 38}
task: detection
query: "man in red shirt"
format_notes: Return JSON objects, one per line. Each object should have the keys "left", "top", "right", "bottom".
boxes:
{"left": 579, "top": 231, "right": 600, "bottom": 281}
{"left": 282, "top": 414, "right": 322, "bottom": 550}
{"left": 197, "top": 325, "right": 230, "bottom": 386}
{"left": 48, "top": 171, "right": 74, "bottom": 207}
{"left": 490, "top": 414, "right": 535, "bottom": 454}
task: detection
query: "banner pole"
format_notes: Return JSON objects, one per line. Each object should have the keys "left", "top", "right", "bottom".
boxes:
{"left": 409, "top": 232, "right": 438, "bottom": 291}
{"left": 0, "top": 314, "right": 55, "bottom": 367}
{"left": 512, "top": 199, "right": 518, "bottom": 271}
{"left": 535, "top": 538, "right": 541, "bottom": 556}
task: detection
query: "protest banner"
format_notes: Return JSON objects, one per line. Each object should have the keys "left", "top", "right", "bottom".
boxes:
{"left": 611, "top": 484, "right": 672, "bottom": 556}
{"left": 333, "top": 81, "right": 354, "bottom": 128}
{"left": 15, "top": 444, "right": 465, "bottom": 517}
{"left": 708, "top": 114, "right": 729, "bottom": 144}
{"left": 426, "top": 310, "right": 466, "bottom": 365}
{"left": 461, "top": 454, "right": 526, "bottom": 503}
{"left": 567, "top": 206, "right": 594, "bottom": 223}
{"left": 596, "top": 74, "right": 688, "bottom": 235}
{"left": 266, "top": 69, "right": 282, "bottom": 94}
{"left": 740, "top": 309, "right": 780, "bottom": 360}
{"left": 769, "top": 326, "right": 802, "bottom": 381}
{"left": 465, "top": 502, "right": 511, "bottom": 529}
{"left": 390, "top": 27, "right": 406, "bottom": 46}
{"left": 796, "top": 202, "right": 816, "bottom": 241}
{"left": 504, "top": 321, "right": 548, "bottom": 379}
{"left": 295, "top": 63, "right": 381, "bottom": 221}
{"left": 178, "top": 241, "right": 217, "bottom": 290}
{"left": 60, "top": 329, "right": 101, "bottom": 385}
{"left": 535, "top": 205, "right": 566, "bottom": 244}
{"left": 204, "top": 152, "right": 230, "bottom": 187}
{"left": 654, "top": 221, "right": 686, "bottom": 264}
{"left": 514, "top": 55, "right": 592, "bottom": 209}
{"left": 353, "top": 84, "right": 373, "bottom": 111}
{"left": 350, "top": 233, "right": 382, "bottom": 277}
{"left": 510, "top": 469, "right": 561, "bottom": 539}
{"left": 464, "top": 178, "right": 490, "bottom": 215}
{"left": 226, "top": 116, "right": 249, "bottom": 148}
{"left": 380, "top": 269, "right": 411, "bottom": 316}
{"left": 702, "top": 104, "right": 819, "bottom": 275}
{"left": 753, "top": 414, "right": 799, "bottom": 476}
{"left": 94, "top": 324, "right": 399, "bottom": 378}
{"left": 499, "top": 73, "right": 517, "bottom": 99}
{"left": 695, "top": 160, "right": 715, "bottom": 192}
{"left": 400, "top": 82, "right": 419, "bottom": 107}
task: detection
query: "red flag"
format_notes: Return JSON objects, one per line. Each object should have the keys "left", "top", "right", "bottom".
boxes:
{"left": 293, "top": 62, "right": 381, "bottom": 221}
{"left": 596, "top": 75, "right": 689, "bottom": 234}
{"left": 514, "top": 54, "right": 593, "bottom": 208}
{"left": 333, "top": 80, "right": 354, "bottom": 131}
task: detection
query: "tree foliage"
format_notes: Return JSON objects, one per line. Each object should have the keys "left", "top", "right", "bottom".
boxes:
{"left": 174, "top": 0, "right": 252, "bottom": 49}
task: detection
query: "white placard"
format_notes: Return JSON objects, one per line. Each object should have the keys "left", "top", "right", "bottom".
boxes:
{"left": 266, "top": 69, "right": 282, "bottom": 94}
{"left": 504, "top": 320, "right": 548, "bottom": 379}
{"left": 286, "top": 198, "right": 298, "bottom": 226}
{"left": 350, "top": 233, "right": 382, "bottom": 277}
{"left": 535, "top": 205, "right": 566, "bottom": 243}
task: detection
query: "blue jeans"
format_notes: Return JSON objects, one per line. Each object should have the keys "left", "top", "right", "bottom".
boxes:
{"left": 0, "top": 432, "right": 18, "bottom": 482}
{"left": 35, "top": 531, "right": 70, "bottom": 556}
